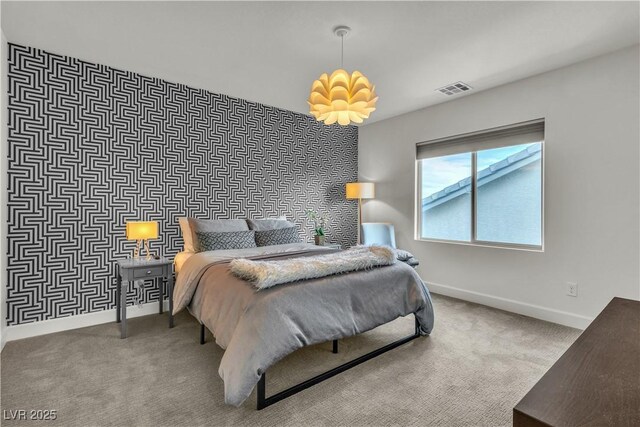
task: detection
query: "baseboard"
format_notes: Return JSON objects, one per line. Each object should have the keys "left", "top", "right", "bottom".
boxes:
{"left": 5, "top": 300, "right": 170, "bottom": 342}
{"left": 4, "top": 285, "right": 592, "bottom": 342}
{"left": 427, "top": 281, "right": 593, "bottom": 330}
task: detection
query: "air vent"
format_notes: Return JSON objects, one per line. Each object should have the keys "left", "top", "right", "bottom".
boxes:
{"left": 436, "top": 81, "right": 472, "bottom": 96}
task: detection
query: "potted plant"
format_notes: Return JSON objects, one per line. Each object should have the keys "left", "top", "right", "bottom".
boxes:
{"left": 305, "top": 209, "right": 327, "bottom": 246}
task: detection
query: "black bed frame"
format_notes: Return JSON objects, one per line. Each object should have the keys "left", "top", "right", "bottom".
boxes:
{"left": 198, "top": 316, "right": 422, "bottom": 410}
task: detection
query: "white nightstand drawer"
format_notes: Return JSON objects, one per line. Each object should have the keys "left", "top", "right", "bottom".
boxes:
{"left": 133, "top": 266, "right": 164, "bottom": 279}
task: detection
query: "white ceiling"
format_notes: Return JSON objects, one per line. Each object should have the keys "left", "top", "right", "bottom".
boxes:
{"left": 2, "top": 1, "right": 639, "bottom": 124}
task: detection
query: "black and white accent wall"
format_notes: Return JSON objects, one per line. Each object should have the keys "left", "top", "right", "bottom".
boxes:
{"left": 7, "top": 44, "right": 358, "bottom": 326}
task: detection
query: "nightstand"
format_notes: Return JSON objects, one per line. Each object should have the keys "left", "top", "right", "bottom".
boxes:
{"left": 116, "top": 257, "right": 174, "bottom": 338}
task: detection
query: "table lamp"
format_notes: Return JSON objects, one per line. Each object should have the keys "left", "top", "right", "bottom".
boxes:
{"left": 126, "top": 221, "right": 158, "bottom": 260}
{"left": 346, "top": 182, "right": 375, "bottom": 244}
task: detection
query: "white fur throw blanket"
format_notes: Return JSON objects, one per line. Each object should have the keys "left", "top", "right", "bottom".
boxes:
{"left": 230, "top": 245, "right": 397, "bottom": 290}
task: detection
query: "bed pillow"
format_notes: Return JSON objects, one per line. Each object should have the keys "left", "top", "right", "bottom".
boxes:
{"left": 188, "top": 218, "right": 250, "bottom": 250}
{"left": 195, "top": 230, "right": 257, "bottom": 252}
{"left": 178, "top": 217, "right": 195, "bottom": 252}
{"left": 246, "top": 217, "right": 294, "bottom": 231}
{"left": 255, "top": 226, "right": 301, "bottom": 247}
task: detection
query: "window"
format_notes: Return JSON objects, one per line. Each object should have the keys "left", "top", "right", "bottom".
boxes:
{"left": 420, "top": 153, "right": 472, "bottom": 242}
{"left": 416, "top": 120, "right": 544, "bottom": 249}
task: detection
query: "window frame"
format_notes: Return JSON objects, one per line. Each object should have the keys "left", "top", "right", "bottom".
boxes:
{"left": 415, "top": 133, "right": 545, "bottom": 252}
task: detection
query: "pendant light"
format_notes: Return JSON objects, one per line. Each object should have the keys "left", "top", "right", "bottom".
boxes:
{"left": 307, "top": 26, "right": 378, "bottom": 126}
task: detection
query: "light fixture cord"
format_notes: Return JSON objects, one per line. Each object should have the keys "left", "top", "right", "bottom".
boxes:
{"left": 341, "top": 34, "right": 344, "bottom": 69}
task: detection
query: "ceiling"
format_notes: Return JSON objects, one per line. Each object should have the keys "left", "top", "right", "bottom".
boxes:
{"left": 2, "top": 1, "right": 639, "bottom": 124}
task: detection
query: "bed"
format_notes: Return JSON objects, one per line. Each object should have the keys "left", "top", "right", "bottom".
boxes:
{"left": 170, "top": 239, "right": 435, "bottom": 409}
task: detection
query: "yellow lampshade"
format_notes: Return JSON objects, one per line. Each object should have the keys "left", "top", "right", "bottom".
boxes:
{"left": 126, "top": 221, "right": 158, "bottom": 240}
{"left": 308, "top": 69, "right": 378, "bottom": 126}
{"left": 346, "top": 182, "right": 375, "bottom": 200}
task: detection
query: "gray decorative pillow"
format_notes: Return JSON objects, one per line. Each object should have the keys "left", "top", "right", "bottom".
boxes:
{"left": 195, "top": 230, "right": 256, "bottom": 252}
{"left": 246, "top": 217, "right": 294, "bottom": 231}
{"left": 255, "top": 226, "right": 301, "bottom": 247}
{"left": 188, "top": 218, "right": 250, "bottom": 249}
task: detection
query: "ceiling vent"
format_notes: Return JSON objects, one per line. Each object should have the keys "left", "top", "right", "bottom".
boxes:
{"left": 436, "top": 81, "right": 472, "bottom": 96}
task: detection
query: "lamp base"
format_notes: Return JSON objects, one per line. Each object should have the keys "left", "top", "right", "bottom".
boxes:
{"left": 144, "top": 239, "right": 152, "bottom": 260}
{"left": 133, "top": 239, "right": 141, "bottom": 259}
{"left": 133, "top": 239, "right": 152, "bottom": 260}
{"left": 356, "top": 197, "right": 362, "bottom": 245}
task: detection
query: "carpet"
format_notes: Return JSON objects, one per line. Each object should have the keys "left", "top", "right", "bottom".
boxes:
{"left": 0, "top": 294, "right": 581, "bottom": 426}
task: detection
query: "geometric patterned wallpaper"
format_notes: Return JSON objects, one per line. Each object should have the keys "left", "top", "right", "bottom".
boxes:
{"left": 7, "top": 44, "right": 357, "bottom": 326}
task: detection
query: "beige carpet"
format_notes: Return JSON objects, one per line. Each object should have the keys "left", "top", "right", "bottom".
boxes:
{"left": 0, "top": 294, "right": 580, "bottom": 426}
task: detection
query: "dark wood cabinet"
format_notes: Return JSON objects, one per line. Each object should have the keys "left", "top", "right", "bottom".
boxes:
{"left": 514, "top": 297, "right": 640, "bottom": 427}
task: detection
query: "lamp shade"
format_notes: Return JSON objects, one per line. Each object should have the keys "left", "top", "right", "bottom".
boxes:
{"left": 126, "top": 221, "right": 158, "bottom": 240}
{"left": 308, "top": 69, "right": 378, "bottom": 126}
{"left": 346, "top": 182, "right": 375, "bottom": 200}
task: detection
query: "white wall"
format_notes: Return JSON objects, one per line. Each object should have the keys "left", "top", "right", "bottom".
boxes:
{"left": 359, "top": 46, "right": 640, "bottom": 329}
{"left": 1, "top": 31, "right": 8, "bottom": 350}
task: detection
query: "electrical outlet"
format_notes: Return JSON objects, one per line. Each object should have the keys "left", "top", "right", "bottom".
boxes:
{"left": 566, "top": 282, "right": 578, "bottom": 297}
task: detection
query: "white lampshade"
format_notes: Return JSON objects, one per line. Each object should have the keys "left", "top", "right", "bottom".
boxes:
{"left": 125, "top": 221, "right": 158, "bottom": 240}
{"left": 308, "top": 69, "right": 378, "bottom": 126}
{"left": 346, "top": 182, "right": 375, "bottom": 200}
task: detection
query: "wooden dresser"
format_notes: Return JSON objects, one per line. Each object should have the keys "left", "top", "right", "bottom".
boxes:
{"left": 514, "top": 297, "right": 640, "bottom": 427}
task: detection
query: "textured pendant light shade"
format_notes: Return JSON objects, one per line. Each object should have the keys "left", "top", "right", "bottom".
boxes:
{"left": 308, "top": 26, "right": 378, "bottom": 126}
{"left": 308, "top": 69, "right": 378, "bottom": 125}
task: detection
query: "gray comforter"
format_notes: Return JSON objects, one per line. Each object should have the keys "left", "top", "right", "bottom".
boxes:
{"left": 173, "top": 243, "right": 435, "bottom": 406}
